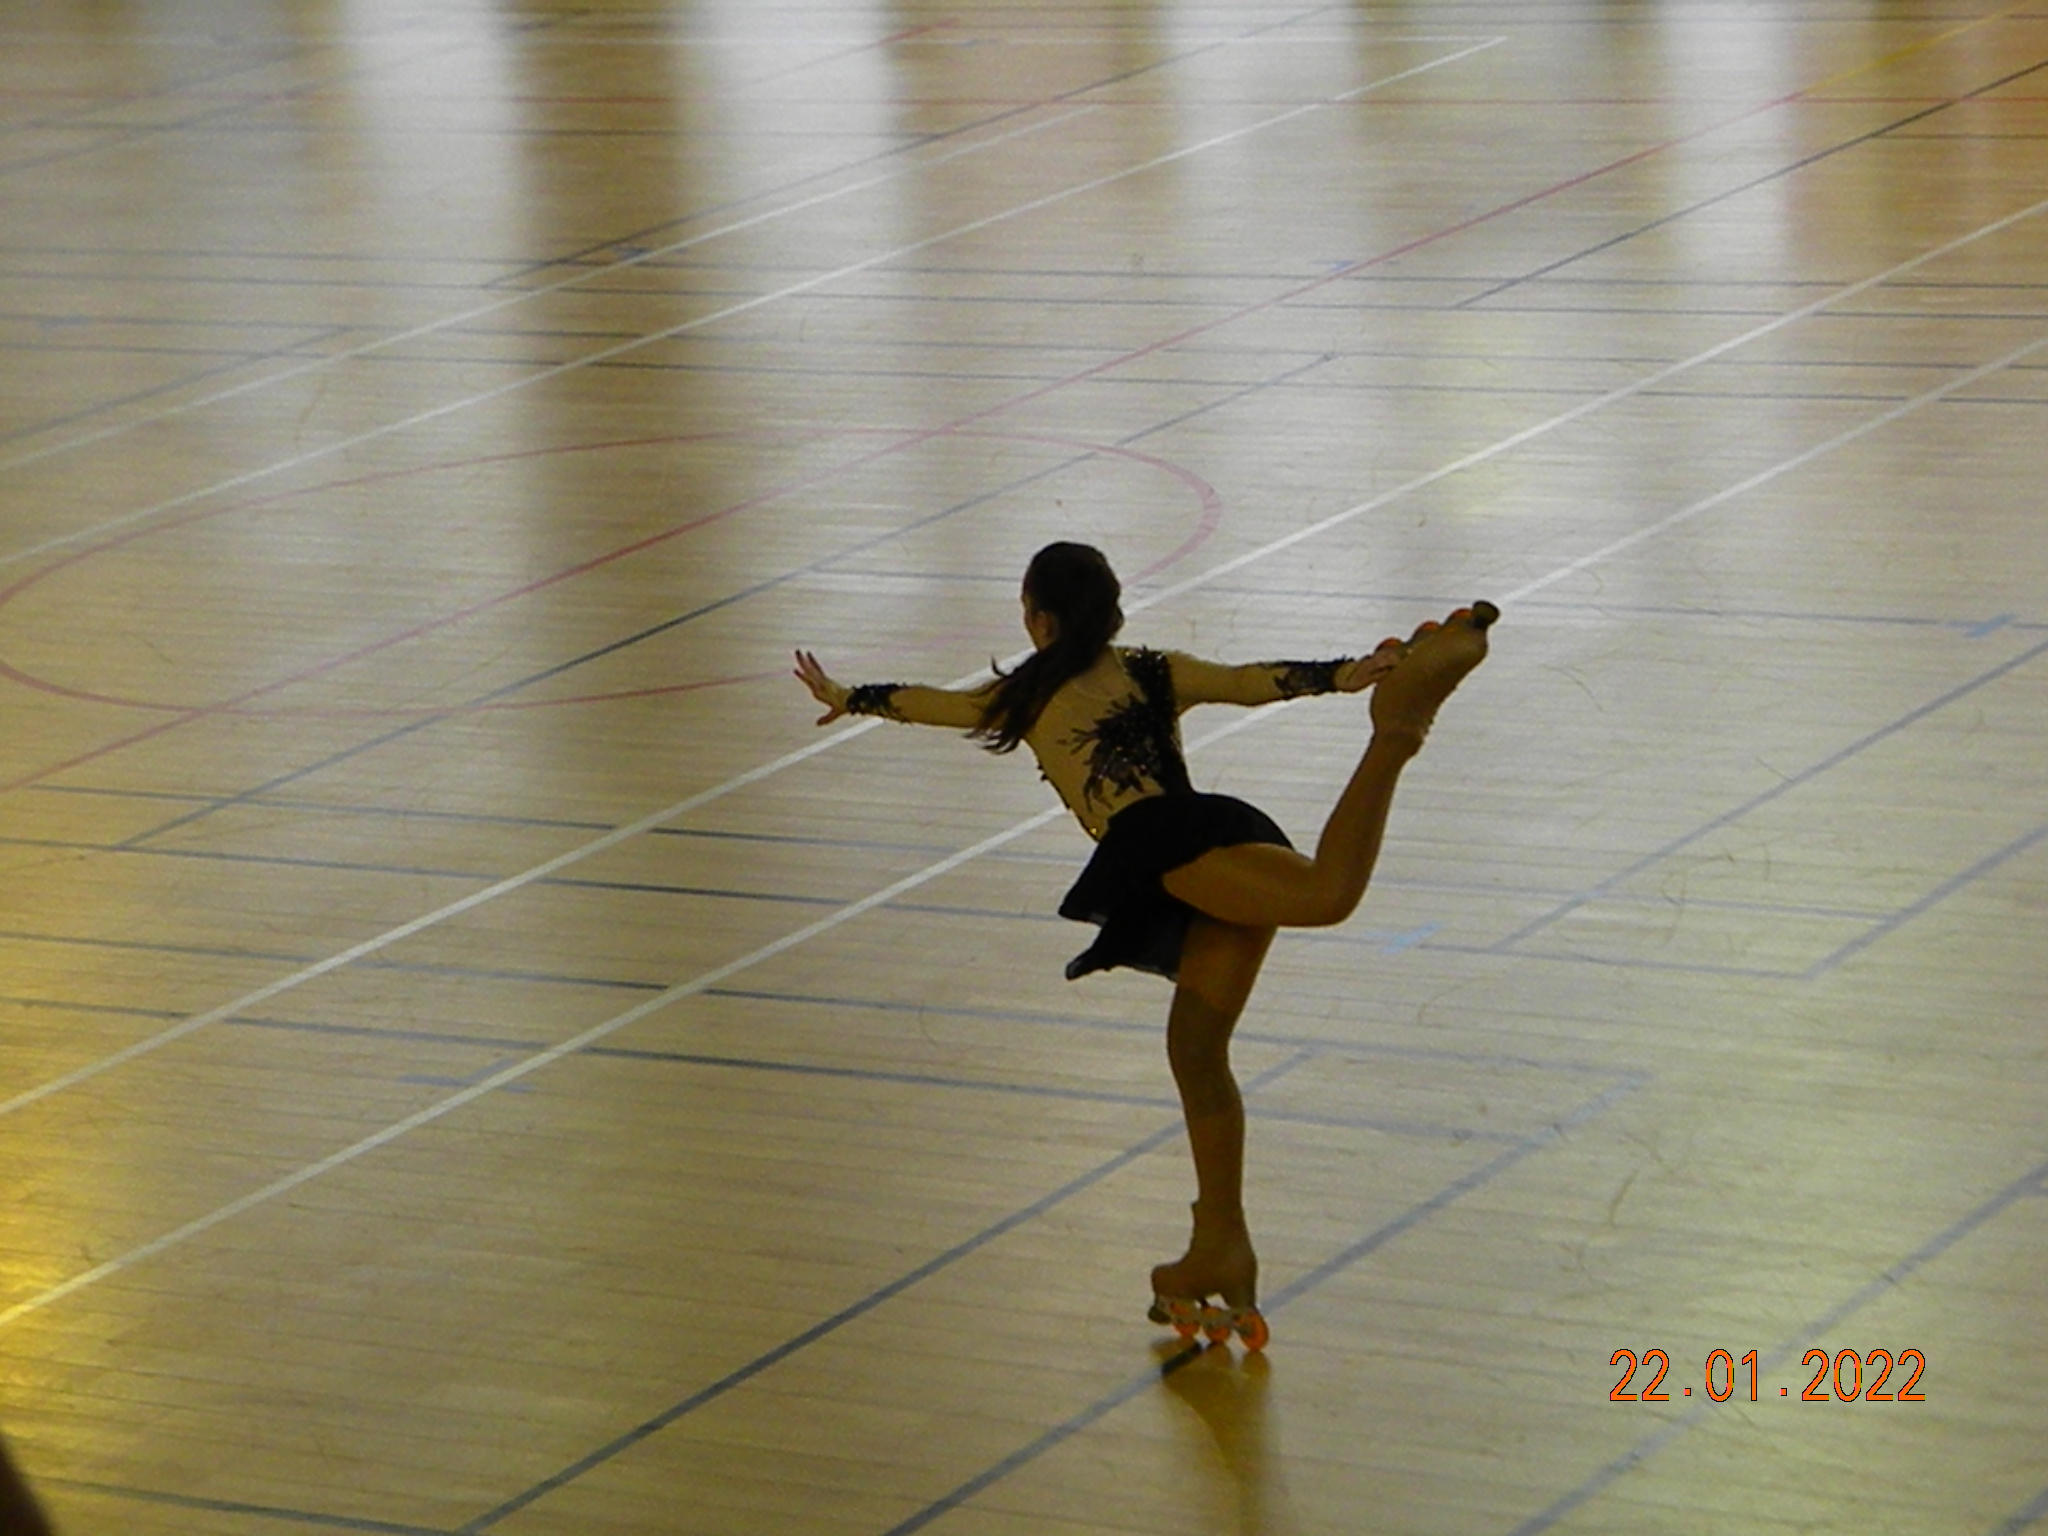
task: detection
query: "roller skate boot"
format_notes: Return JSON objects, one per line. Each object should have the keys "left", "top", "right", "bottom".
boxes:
{"left": 1147, "top": 1202, "right": 1270, "bottom": 1351}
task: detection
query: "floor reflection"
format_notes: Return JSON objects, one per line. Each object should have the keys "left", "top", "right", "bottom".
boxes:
{"left": 1160, "top": 1342, "right": 1300, "bottom": 1535}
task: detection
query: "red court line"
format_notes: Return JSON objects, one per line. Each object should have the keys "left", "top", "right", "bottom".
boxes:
{"left": 0, "top": 54, "right": 1917, "bottom": 794}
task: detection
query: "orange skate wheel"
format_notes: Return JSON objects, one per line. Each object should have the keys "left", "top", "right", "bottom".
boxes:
{"left": 1150, "top": 1296, "right": 1202, "bottom": 1338}
{"left": 1237, "top": 1309, "right": 1271, "bottom": 1352}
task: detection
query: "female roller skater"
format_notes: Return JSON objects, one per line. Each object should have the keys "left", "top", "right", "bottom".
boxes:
{"left": 795, "top": 542, "right": 1494, "bottom": 1348}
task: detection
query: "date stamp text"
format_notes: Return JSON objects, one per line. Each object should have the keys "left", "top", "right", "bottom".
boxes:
{"left": 1610, "top": 1349, "right": 1926, "bottom": 1403}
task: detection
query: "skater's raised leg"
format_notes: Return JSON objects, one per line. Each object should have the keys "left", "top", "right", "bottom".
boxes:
{"left": 1161, "top": 602, "right": 1495, "bottom": 930}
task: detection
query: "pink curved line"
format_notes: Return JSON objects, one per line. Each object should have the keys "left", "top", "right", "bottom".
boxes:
{"left": 2, "top": 65, "right": 1854, "bottom": 794}
{"left": 0, "top": 428, "right": 1221, "bottom": 747}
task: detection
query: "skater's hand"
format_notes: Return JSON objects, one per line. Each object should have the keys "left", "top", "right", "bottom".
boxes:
{"left": 793, "top": 650, "right": 849, "bottom": 724}
{"left": 1334, "top": 643, "right": 1403, "bottom": 694}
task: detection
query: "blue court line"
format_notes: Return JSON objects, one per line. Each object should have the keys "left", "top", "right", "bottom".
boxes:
{"left": 229, "top": 990, "right": 1633, "bottom": 1089}
{"left": 0, "top": 994, "right": 181, "bottom": 1020}
{"left": 1459, "top": 53, "right": 2048, "bottom": 308}
{"left": 29, "top": 598, "right": 2035, "bottom": 851}
{"left": 1426, "top": 939, "right": 1804, "bottom": 982}
{"left": 1506, "top": 1148, "right": 2048, "bottom": 1536}
{"left": 875, "top": 1072, "right": 1645, "bottom": 1536}
{"left": 0, "top": 828, "right": 1957, "bottom": 933}
{"left": 453, "top": 1049, "right": 1316, "bottom": 1533}
{"left": 1806, "top": 818, "right": 2048, "bottom": 979}
{"left": 486, "top": 1, "right": 1342, "bottom": 289}
{"left": 28, "top": 783, "right": 997, "bottom": 854}
{"left": 34, "top": 782, "right": 615, "bottom": 832}
{"left": 397, "top": 1056, "right": 535, "bottom": 1093}
{"left": 211, "top": 1011, "right": 1544, "bottom": 1144}
{"left": 1492, "top": 634, "right": 2048, "bottom": 954}
{"left": 583, "top": 1042, "right": 1531, "bottom": 1144}
{"left": 698, "top": 985, "right": 1631, "bottom": 1078}
{"left": 0, "top": 925, "right": 309, "bottom": 966}
{"left": 42, "top": 1478, "right": 451, "bottom": 1535}
{"left": 109, "top": 352, "right": 1336, "bottom": 849}
{"left": 554, "top": 356, "right": 2037, "bottom": 404}
{"left": 1185, "top": 588, "right": 2047, "bottom": 635}
{"left": 0, "top": 875, "right": 1896, "bottom": 992}
{"left": 0, "top": 922, "right": 667, "bottom": 993}
{"left": 1992, "top": 1484, "right": 2048, "bottom": 1535}
{"left": 0, "top": 327, "right": 352, "bottom": 449}
{"left": 229, "top": 1014, "right": 545, "bottom": 1054}
{"left": 1460, "top": 818, "right": 2048, "bottom": 987}
{"left": 3, "top": 830, "right": 1913, "bottom": 932}
{"left": 0, "top": 832, "right": 994, "bottom": 890}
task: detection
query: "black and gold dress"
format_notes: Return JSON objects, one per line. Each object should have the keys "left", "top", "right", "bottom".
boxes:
{"left": 845, "top": 646, "right": 1351, "bottom": 982}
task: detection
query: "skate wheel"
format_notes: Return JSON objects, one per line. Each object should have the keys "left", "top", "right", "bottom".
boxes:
{"left": 1201, "top": 1307, "right": 1233, "bottom": 1346}
{"left": 1151, "top": 1296, "right": 1203, "bottom": 1339}
{"left": 1237, "top": 1309, "right": 1271, "bottom": 1352}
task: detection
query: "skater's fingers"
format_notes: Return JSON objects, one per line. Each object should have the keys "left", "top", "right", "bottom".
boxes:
{"left": 1335, "top": 655, "right": 1384, "bottom": 692}
{"left": 1343, "top": 650, "right": 1401, "bottom": 691}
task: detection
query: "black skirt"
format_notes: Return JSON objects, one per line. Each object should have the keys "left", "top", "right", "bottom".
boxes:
{"left": 1058, "top": 792, "right": 1293, "bottom": 982}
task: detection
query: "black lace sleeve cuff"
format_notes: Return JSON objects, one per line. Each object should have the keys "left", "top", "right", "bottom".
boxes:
{"left": 844, "top": 683, "right": 909, "bottom": 720}
{"left": 1264, "top": 659, "right": 1355, "bottom": 699}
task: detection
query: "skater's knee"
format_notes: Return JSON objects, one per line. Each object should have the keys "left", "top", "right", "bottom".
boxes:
{"left": 1292, "top": 879, "right": 1362, "bottom": 928}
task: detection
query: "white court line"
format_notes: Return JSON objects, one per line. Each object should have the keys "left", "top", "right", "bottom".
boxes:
{"left": 6, "top": 186, "right": 2047, "bottom": 1128}
{"left": 0, "top": 804, "right": 1056, "bottom": 1330}
{"left": 1133, "top": 190, "right": 2048, "bottom": 614}
{"left": 0, "top": 704, "right": 1272, "bottom": 1330}
{"left": 0, "top": 34, "right": 1506, "bottom": 1118}
{"left": 0, "top": 102, "right": 1095, "bottom": 511}
{"left": 6, "top": 336, "right": 2048, "bottom": 1331}
{"left": 0, "top": 20, "right": 1490, "bottom": 560}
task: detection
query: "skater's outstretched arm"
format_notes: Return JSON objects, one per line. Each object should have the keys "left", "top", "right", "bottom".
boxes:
{"left": 1164, "top": 647, "right": 1398, "bottom": 712}
{"left": 793, "top": 651, "right": 990, "bottom": 730}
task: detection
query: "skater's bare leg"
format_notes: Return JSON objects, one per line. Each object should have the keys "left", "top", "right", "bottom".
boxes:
{"left": 1153, "top": 914, "right": 1272, "bottom": 1312}
{"left": 1162, "top": 602, "right": 1494, "bottom": 930}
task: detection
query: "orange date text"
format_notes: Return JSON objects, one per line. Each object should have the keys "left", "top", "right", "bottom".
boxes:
{"left": 1609, "top": 1349, "right": 1925, "bottom": 1403}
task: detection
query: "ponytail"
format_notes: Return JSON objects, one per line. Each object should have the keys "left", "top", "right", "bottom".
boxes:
{"left": 974, "top": 542, "right": 1123, "bottom": 753}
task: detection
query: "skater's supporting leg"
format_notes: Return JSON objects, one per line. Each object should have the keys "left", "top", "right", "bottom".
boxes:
{"left": 1161, "top": 603, "right": 1493, "bottom": 930}
{"left": 1167, "top": 915, "right": 1274, "bottom": 1215}
{"left": 1154, "top": 915, "right": 1273, "bottom": 1311}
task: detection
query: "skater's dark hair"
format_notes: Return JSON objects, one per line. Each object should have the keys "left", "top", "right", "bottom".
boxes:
{"left": 974, "top": 542, "right": 1124, "bottom": 754}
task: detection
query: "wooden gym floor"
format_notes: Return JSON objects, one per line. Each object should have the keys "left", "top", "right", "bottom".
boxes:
{"left": 2, "top": 2, "right": 2045, "bottom": 1532}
